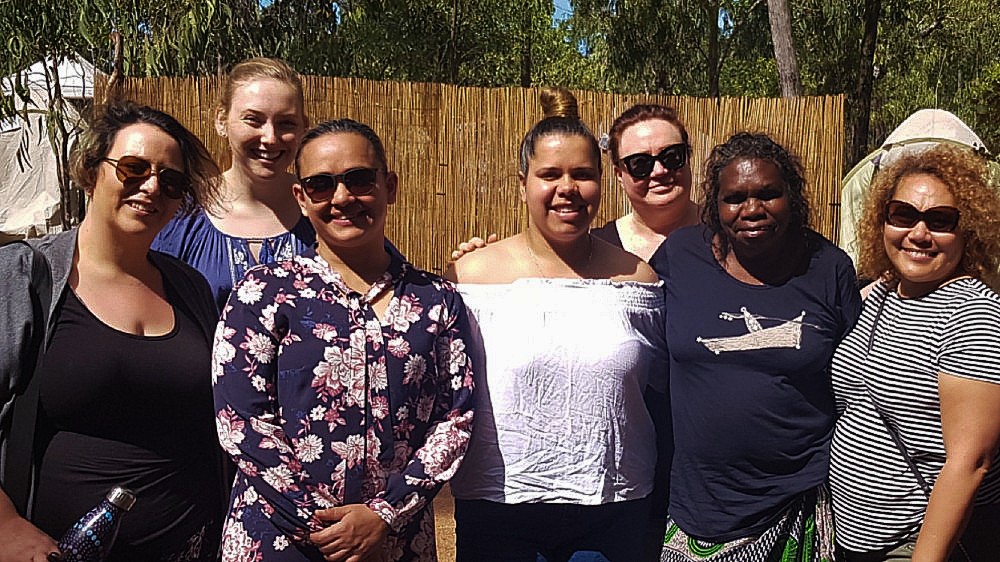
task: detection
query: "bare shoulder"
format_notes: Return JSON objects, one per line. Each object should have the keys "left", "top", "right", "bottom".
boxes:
{"left": 628, "top": 259, "right": 660, "bottom": 283}
{"left": 591, "top": 238, "right": 659, "bottom": 283}
{"left": 449, "top": 237, "right": 525, "bottom": 283}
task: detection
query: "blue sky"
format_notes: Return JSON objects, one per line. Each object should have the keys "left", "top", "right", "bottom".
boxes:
{"left": 554, "top": 0, "right": 573, "bottom": 23}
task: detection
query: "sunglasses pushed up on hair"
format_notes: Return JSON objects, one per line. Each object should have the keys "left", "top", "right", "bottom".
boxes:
{"left": 620, "top": 143, "right": 689, "bottom": 179}
{"left": 884, "top": 200, "right": 960, "bottom": 233}
{"left": 298, "top": 168, "right": 379, "bottom": 202}
{"left": 101, "top": 156, "right": 191, "bottom": 200}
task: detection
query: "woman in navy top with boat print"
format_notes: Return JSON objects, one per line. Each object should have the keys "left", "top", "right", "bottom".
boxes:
{"left": 658, "top": 133, "right": 860, "bottom": 562}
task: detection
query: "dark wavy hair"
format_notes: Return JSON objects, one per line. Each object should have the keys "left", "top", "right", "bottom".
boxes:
{"left": 518, "top": 88, "right": 601, "bottom": 176}
{"left": 70, "top": 100, "right": 220, "bottom": 213}
{"left": 856, "top": 143, "right": 1000, "bottom": 289}
{"left": 701, "top": 132, "right": 810, "bottom": 257}
{"left": 294, "top": 118, "right": 388, "bottom": 175}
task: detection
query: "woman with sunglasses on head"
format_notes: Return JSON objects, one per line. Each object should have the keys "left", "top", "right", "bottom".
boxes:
{"left": 658, "top": 133, "right": 860, "bottom": 561}
{"left": 212, "top": 119, "right": 476, "bottom": 561}
{"left": 830, "top": 144, "right": 1000, "bottom": 562}
{"left": 0, "top": 100, "right": 226, "bottom": 561}
{"left": 445, "top": 88, "right": 667, "bottom": 562}
{"left": 153, "top": 57, "right": 315, "bottom": 309}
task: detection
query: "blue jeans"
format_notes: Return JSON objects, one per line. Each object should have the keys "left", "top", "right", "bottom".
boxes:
{"left": 454, "top": 497, "right": 651, "bottom": 562}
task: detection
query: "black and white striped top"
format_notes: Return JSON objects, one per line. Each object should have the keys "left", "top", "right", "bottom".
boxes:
{"left": 830, "top": 277, "right": 1000, "bottom": 551}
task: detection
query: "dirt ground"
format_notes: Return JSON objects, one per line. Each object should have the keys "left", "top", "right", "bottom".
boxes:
{"left": 433, "top": 484, "right": 457, "bottom": 562}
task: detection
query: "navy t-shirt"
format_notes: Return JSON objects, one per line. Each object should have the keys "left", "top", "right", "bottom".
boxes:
{"left": 660, "top": 225, "right": 860, "bottom": 541}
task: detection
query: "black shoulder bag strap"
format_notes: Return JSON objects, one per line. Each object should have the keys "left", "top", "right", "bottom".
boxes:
{"left": 864, "top": 285, "right": 973, "bottom": 562}
{"left": 3, "top": 241, "right": 53, "bottom": 516}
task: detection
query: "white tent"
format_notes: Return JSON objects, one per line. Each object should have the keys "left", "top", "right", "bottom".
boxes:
{"left": 0, "top": 56, "right": 95, "bottom": 242}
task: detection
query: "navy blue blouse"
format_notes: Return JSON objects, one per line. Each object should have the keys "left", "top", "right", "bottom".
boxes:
{"left": 152, "top": 209, "right": 316, "bottom": 310}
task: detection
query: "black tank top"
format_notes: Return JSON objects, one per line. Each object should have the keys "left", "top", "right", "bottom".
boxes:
{"left": 32, "top": 283, "right": 222, "bottom": 561}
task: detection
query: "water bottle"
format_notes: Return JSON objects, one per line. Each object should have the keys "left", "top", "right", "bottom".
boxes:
{"left": 52, "top": 486, "right": 136, "bottom": 562}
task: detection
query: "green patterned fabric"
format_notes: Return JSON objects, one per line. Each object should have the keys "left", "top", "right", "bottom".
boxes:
{"left": 660, "top": 486, "right": 835, "bottom": 562}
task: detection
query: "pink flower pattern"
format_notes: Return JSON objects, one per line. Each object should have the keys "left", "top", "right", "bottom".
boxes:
{"left": 213, "top": 249, "right": 475, "bottom": 561}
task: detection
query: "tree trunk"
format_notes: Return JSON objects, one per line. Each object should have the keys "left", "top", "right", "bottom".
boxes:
{"left": 706, "top": 0, "right": 720, "bottom": 97}
{"left": 766, "top": 0, "right": 801, "bottom": 97}
{"left": 520, "top": 3, "right": 532, "bottom": 88}
{"left": 851, "top": 0, "right": 882, "bottom": 164}
{"left": 448, "top": 0, "right": 461, "bottom": 83}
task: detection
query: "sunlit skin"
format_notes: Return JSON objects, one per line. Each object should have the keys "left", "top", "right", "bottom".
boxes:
{"left": 615, "top": 119, "right": 693, "bottom": 211}
{"left": 884, "top": 173, "right": 965, "bottom": 298}
{"left": 520, "top": 133, "right": 601, "bottom": 245}
{"left": 717, "top": 158, "right": 792, "bottom": 262}
{"left": 292, "top": 132, "right": 397, "bottom": 259}
{"left": 217, "top": 78, "right": 305, "bottom": 182}
{"left": 87, "top": 123, "right": 185, "bottom": 242}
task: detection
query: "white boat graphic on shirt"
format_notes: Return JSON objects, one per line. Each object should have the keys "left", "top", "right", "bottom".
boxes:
{"left": 697, "top": 307, "right": 808, "bottom": 354}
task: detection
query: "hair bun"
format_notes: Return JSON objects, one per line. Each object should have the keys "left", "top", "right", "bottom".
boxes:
{"left": 540, "top": 87, "right": 579, "bottom": 120}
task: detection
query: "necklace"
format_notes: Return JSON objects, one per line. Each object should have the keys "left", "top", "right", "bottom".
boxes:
{"left": 526, "top": 234, "right": 594, "bottom": 278}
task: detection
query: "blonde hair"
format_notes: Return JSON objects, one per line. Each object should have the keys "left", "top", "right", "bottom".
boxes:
{"left": 856, "top": 144, "right": 1000, "bottom": 290}
{"left": 218, "top": 57, "right": 305, "bottom": 118}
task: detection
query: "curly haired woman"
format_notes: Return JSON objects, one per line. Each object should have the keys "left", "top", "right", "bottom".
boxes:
{"left": 831, "top": 144, "right": 1000, "bottom": 561}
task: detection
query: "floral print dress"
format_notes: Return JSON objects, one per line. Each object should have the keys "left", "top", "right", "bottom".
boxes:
{"left": 213, "top": 247, "right": 476, "bottom": 561}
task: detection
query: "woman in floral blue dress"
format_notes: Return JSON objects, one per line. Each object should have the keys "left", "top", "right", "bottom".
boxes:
{"left": 212, "top": 119, "right": 477, "bottom": 562}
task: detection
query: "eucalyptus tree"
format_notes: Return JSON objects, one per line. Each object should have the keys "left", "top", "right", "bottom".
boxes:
{"left": 566, "top": 0, "right": 775, "bottom": 96}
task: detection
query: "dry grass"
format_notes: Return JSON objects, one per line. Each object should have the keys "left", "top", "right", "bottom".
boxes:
{"left": 434, "top": 485, "right": 457, "bottom": 562}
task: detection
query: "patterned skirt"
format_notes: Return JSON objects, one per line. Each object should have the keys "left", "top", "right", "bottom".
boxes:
{"left": 660, "top": 486, "right": 835, "bottom": 562}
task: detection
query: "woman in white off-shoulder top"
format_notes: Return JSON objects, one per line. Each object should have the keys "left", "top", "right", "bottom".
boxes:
{"left": 445, "top": 88, "right": 669, "bottom": 562}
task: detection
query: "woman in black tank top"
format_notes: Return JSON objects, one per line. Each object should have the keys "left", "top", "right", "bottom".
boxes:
{"left": 0, "top": 101, "right": 226, "bottom": 562}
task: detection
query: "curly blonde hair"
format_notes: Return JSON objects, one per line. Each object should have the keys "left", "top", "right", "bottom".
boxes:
{"left": 855, "top": 144, "right": 1000, "bottom": 290}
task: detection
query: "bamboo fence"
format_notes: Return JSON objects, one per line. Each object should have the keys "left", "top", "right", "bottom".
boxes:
{"left": 101, "top": 75, "right": 844, "bottom": 274}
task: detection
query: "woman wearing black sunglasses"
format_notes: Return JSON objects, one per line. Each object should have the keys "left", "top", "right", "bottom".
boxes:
{"left": 658, "top": 132, "right": 861, "bottom": 561}
{"left": 451, "top": 104, "right": 700, "bottom": 270}
{"left": 830, "top": 144, "right": 1000, "bottom": 561}
{"left": 593, "top": 104, "right": 700, "bottom": 271}
{"left": 212, "top": 119, "right": 477, "bottom": 562}
{"left": 0, "top": 100, "right": 226, "bottom": 561}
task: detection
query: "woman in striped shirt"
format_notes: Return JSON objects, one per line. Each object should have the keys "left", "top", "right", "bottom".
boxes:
{"left": 830, "top": 144, "right": 1000, "bottom": 561}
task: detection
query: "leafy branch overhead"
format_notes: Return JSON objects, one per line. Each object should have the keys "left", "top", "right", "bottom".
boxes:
{"left": 3, "top": 0, "right": 1000, "bottom": 156}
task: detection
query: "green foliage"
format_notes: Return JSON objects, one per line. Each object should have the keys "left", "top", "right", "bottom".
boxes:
{"left": 4, "top": 0, "right": 1000, "bottom": 160}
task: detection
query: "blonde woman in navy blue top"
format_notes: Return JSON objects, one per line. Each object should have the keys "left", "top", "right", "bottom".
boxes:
{"left": 154, "top": 58, "right": 314, "bottom": 309}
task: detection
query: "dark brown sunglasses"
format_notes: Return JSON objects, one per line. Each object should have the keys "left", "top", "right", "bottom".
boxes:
{"left": 102, "top": 155, "right": 191, "bottom": 199}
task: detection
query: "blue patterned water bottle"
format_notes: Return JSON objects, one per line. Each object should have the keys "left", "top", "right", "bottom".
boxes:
{"left": 54, "top": 486, "right": 136, "bottom": 562}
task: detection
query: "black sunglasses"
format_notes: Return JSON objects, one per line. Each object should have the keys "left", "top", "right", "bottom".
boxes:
{"left": 299, "top": 168, "right": 379, "bottom": 202}
{"left": 102, "top": 156, "right": 190, "bottom": 199}
{"left": 884, "top": 200, "right": 960, "bottom": 233}
{"left": 620, "top": 143, "right": 689, "bottom": 179}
